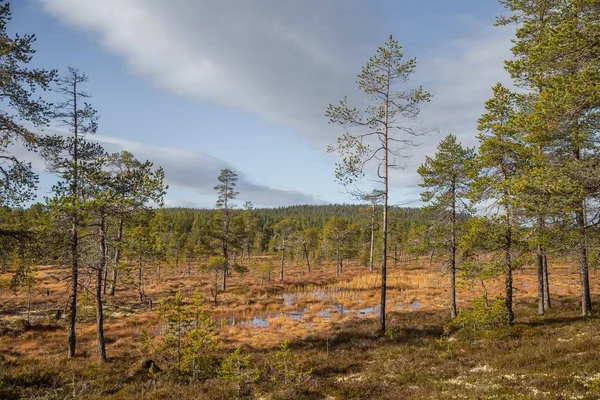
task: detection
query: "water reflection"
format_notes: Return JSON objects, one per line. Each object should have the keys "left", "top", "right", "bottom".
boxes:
{"left": 222, "top": 277, "right": 424, "bottom": 329}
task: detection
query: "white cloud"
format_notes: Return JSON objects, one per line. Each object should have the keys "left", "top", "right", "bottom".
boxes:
{"left": 38, "top": 1, "right": 516, "bottom": 204}
{"left": 94, "top": 135, "right": 323, "bottom": 207}
{"left": 38, "top": 0, "right": 370, "bottom": 143}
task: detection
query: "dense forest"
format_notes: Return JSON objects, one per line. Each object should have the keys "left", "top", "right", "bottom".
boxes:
{"left": 0, "top": 0, "right": 599, "bottom": 399}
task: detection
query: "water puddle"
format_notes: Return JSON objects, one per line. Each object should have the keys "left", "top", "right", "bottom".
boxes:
{"left": 221, "top": 276, "right": 425, "bottom": 329}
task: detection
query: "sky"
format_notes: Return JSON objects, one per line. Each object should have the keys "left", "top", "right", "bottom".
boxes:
{"left": 10, "top": 0, "right": 516, "bottom": 209}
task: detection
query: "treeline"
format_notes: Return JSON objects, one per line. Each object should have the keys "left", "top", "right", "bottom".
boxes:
{"left": 1, "top": 201, "right": 432, "bottom": 282}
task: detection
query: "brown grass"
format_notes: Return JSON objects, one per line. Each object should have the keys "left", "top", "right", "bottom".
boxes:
{"left": 0, "top": 256, "right": 599, "bottom": 399}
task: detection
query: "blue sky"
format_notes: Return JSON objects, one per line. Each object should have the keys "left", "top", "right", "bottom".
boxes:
{"left": 11, "top": 0, "right": 514, "bottom": 208}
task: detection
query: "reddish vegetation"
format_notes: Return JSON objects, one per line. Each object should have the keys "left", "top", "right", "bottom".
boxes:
{"left": 1, "top": 256, "right": 597, "bottom": 357}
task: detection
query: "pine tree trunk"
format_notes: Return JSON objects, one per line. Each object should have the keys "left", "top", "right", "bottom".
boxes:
{"left": 370, "top": 203, "right": 375, "bottom": 272}
{"left": 504, "top": 208, "right": 514, "bottom": 324}
{"left": 536, "top": 244, "right": 545, "bottom": 315}
{"left": 102, "top": 254, "right": 108, "bottom": 295}
{"left": 379, "top": 93, "right": 389, "bottom": 335}
{"left": 577, "top": 207, "right": 592, "bottom": 315}
{"left": 303, "top": 243, "right": 310, "bottom": 272}
{"left": 222, "top": 239, "right": 228, "bottom": 291}
{"left": 95, "top": 214, "right": 107, "bottom": 362}
{"left": 543, "top": 253, "right": 551, "bottom": 309}
{"left": 280, "top": 247, "right": 285, "bottom": 282}
{"left": 574, "top": 149, "right": 592, "bottom": 315}
{"left": 450, "top": 181, "right": 457, "bottom": 319}
{"left": 68, "top": 221, "right": 78, "bottom": 358}
{"left": 68, "top": 81, "right": 79, "bottom": 359}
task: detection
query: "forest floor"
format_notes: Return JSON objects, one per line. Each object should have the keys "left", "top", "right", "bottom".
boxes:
{"left": 0, "top": 257, "right": 599, "bottom": 399}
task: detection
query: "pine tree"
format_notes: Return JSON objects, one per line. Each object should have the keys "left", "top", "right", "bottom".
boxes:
{"left": 322, "top": 216, "right": 355, "bottom": 276}
{"left": 418, "top": 134, "right": 475, "bottom": 318}
{"left": 105, "top": 151, "right": 166, "bottom": 296}
{"left": 214, "top": 169, "right": 238, "bottom": 291}
{"left": 0, "top": 2, "right": 56, "bottom": 209}
{"left": 273, "top": 218, "right": 300, "bottom": 282}
{"left": 326, "top": 35, "right": 432, "bottom": 333}
{"left": 42, "top": 67, "right": 103, "bottom": 359}
{"left": 471, "top": 83, "right": 526, "bottom": 323}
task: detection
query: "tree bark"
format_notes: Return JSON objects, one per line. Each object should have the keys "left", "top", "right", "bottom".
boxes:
{"left": 369, "top": 203, "right": 375, "bottom": 273}
{"left": 68, "top": 79, "right": 79, "bottom": 359}
{"left": 543, "top": 253, "right": 551, "bottom": 310}
{"left": 222, "top": 238, "right": 228, "bottom": 291}
{"left": 95, "top": 214, "right": 107, "bottom": 362}
{"left": 574, "top": 148, "right": 592, "bottom": 315}
{"left": 303, "top": 243, "right": 310, "bottom": 272}
{"left": 504, "top": 206, "right": 514, "bottom": 324}
{"left": 536, "top": 243, "right": 545, "bottom": 315}
{"left": 576, "top": 206, "right": 592, "bottom": 315}
{"left": 450, "top": 180, "right": 457, "bottom": 319}
{"left": 68, "top": 221, "right": 78, "bottom": 358}
{"left": 379, "top": 89, "right": 389, "bottom": 335}
{"left": 279, "top": 247, "right": 285, "bottom": 282}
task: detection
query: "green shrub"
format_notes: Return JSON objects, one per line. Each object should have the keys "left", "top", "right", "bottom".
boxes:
{"left": 446, "top": 295, "right": 510, "bottom": 338}
{"left": 141, "top": 290, "right": 219, "bottom": 381}
{"left": 218, "top": 347, "right": 260, "bottom": 398}
{"left": 269, "top": 339, "right": 311, "bottom": 386}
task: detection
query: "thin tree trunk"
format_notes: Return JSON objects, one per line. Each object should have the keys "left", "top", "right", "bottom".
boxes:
{"left": 68, "top": 79, "right": 79, "bottom": 358}
{"left": 379, "top": 91, "right": 389, "bottom": 335}
{"left": 450, "top": 181, "right": 457, "bottom": 319}
{"left": 543, "top": 253, "right": 551, "bottom": 309}
{"left": 222, "top": 239, "right": 228, "bottom": 291}
{"left": 574, "top": 149, "right": 592, "bottom": 315}
{"left": 536, "top": 243, "right": 545, "bottom": 315}
{"left": 280, "top": 247, "right": 285, "bottom": 282}
{"left": 95, "top": 214, "right": 107, "bottom": 362}
{"left": 68, "top": 220, "right": 78, "bottom": 358}
{"left": 102, "top": 255, "right": 108, "bottom": 295}
{"left": 504, "top": 206, "right": 514, "bottom": 324}
{"left": 370, "top": 203, "right": 375, "bottom": 272}
{"left": 108, "top": 217, "right": 124, "bottom": 296}
{"left": 303, "top": 243, "right": 310, "bottom": 272}
{"left": 576, "top": 206, "right": 592, "bottom": 315}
